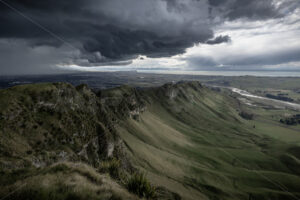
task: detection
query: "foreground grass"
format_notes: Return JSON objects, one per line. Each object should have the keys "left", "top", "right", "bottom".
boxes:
{"left": 0, "top": 162, "right": 139, "bottom": 200}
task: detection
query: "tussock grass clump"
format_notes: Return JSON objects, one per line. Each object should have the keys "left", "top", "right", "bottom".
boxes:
{"left": 99, "top": 158, "right": 121, "bottom": 179}
{"left": 126, "top": 173, "right": 156, "bottom": 199}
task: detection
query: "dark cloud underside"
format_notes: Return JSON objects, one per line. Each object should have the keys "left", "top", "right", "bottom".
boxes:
{"left": 0, "top": 0, "right": 213, "bottom": 64}
{"left": 209, "top": 0, "right": 280, "bottom": 20}
{"left": 206, "top": 35, "right": 231, "bottom": 44}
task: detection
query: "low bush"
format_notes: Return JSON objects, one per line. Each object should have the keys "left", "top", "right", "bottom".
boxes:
{"left": 239, "top": 111, "right": 254, "bottom": 120}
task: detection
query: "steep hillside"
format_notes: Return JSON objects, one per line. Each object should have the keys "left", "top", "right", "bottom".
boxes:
{"left": 115, "top": 82, "right": 300, "bottom": 200}
{"left": 0, "top": 81, "right": 300, "bottom": 200}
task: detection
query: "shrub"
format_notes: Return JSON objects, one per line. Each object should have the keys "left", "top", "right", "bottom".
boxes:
{"left": 126, "top": 173, "right": 156, "bottom": 199}
{"left": 239, "top": 111, "right": 254, "bottom": 120}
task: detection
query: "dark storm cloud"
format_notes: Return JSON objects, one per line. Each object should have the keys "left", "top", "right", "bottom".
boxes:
{"left": 0, "top": 0, "right": 298, "bottom": 74}
{"left": 206, "top": 35, "right": 231, "bottom": 44}
{"left": 208, "top": 0, "right": 281, "bottom": 20}
{"left": 0, "top": 0, "right": 214, "bottom": 65}
{"left": 2, "top": 0, "right": 280, "bottom": 64}
{"left": 208, "top": 0, "right": 228, "bottom": 7}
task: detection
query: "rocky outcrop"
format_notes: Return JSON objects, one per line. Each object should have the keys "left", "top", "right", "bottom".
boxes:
{"left": 0, "top": 83, "right": 138, "bottom": 170}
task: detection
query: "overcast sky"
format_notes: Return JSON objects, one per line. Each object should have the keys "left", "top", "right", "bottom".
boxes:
{"left": 0, "top": 0, "right": 300, "bottom": 75}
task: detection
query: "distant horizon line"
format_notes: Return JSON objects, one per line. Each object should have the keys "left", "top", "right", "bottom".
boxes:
{"left": 2, "top": 69, "right": 300, "bottom": 78}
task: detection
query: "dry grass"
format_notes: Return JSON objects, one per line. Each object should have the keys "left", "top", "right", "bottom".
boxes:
{"left": 0, "top": 162, "right": 138, "bottom": 200}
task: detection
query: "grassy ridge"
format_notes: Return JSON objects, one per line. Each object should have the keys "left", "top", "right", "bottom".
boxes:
{"left": 0, "top": 82, "right": 177, "bottom": 200}
{"left": 117, "top": 82, "right": 300, "bottom": 200}
{"left": 1, "top": 81, "right": 300, "bottom": 200}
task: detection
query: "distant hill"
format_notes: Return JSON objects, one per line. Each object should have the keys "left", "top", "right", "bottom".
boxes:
{"left": 0, "top": 81, "right": 300, "bottom": 200}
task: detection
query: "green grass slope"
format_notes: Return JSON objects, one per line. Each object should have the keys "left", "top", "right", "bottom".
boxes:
{"left": 117, "top": 82, "right": 300, "bottom": 200}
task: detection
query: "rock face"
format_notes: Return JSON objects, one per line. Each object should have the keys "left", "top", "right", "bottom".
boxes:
{"left": 97, "top": 85, "right": 147, "bottom": 120}
{"left": 154, "top": 81, "right": 203, "bottom": 101}
{"left": 0, "top": 83, "right": 144, "bottom": 170}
